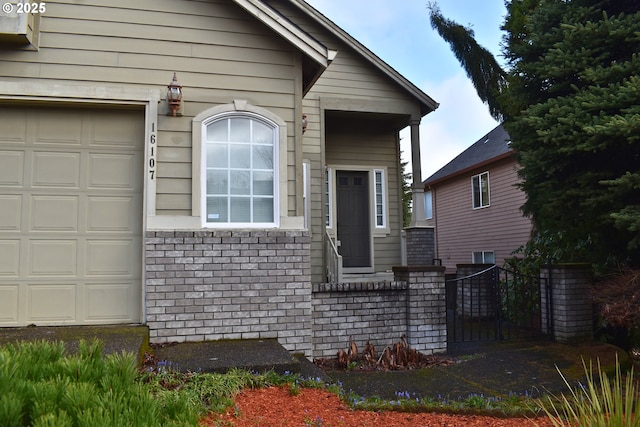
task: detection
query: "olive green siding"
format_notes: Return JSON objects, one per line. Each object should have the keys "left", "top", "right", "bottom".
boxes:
{"left": 0, "top": 0, "right": 303, "bottom": 217}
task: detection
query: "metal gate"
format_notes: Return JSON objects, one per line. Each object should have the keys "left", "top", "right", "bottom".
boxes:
{"left": 446, "top": 265, "right": 550, "bottom": 342}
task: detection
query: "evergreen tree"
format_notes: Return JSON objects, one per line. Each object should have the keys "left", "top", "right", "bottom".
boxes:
{"left": 430, "top": 0, "right": 640, "bottom": 268}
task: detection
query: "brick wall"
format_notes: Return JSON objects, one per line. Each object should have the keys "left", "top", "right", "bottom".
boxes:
{"left": 312, "top": 267, "right": 447, "bottom": 359}
{"left": 540, "top": 264, "right": 592, "bottom": 342}
{"left": 405, "top": 227, "right": 435, "bottom": 266}
{"left": 393, "top": 266, "right": 447, "bottom": 354}
{"left": 311, "top": 282, "right": 409, "bottom": 358}
{"left": 145, "top": 230, "right": 312, "bottom": 355}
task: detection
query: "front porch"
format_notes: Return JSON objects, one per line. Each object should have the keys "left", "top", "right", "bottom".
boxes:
{"left": 311, "top": 265, "right": 447, "bottom": 359}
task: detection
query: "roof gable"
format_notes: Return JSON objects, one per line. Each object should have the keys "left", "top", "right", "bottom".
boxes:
{"left": 424, "top": 124, "right": 512, "bottom": 186}
{"left": 281, "top": 0, "right": 439, "bottom": 116}
{"left": 231, "top": 0, "right": 332, "bottom": 94}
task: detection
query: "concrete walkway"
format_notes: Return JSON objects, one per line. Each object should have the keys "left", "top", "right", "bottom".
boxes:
{"left": 0, "top": 325, "right": 625, "bottom": 401}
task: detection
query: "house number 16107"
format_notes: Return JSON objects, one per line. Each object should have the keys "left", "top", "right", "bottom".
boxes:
{"left": 149, "top": 130, "right": 157, "bottom": 180}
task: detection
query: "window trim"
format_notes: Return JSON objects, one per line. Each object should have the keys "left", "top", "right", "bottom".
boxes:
{"left": 192, "top": 100, "right": 287, "bottom": 228}
{"left": 472, "top": 171, "right": 490, "bottom": 209}
{"left": 472, "top": 251, "right": 495, "bottom": 264}
{"left": 324, "top": 166, "right": 333, "bottom": 228}
{"left": 324, "top": 165, "right": 390, "bottom": 236}
{"left": 425, "top": 189, "right": 433, "bottom": 220}
{"left": 373, "top": 169, "right": 387, "bottom": 229}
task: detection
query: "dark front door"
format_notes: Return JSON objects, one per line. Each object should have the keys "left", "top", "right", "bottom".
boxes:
{"left": 336, "top": 171, "right": 371, "bottom": 268}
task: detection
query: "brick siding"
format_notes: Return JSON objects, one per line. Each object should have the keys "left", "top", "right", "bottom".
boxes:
{"left": 145, "top": 230, "right": 312, "bottom": 355}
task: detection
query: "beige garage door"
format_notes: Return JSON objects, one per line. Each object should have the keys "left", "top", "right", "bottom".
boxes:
{"left": 0, "top": 105, "right": 144, "bottom": 326}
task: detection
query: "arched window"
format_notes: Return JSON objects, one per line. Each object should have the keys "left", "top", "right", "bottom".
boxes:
{"left": 203, "top": 113, "right": 278, "bottom": 226}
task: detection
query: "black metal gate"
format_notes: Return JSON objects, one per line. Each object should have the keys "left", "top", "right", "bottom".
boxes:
{"left": 446, "top": 265, "right": 550, "bottom": 342}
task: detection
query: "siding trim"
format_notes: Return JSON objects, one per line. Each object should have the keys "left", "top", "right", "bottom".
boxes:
{"left": 232, "top": 0, "right": 329, "bottom": 67}
{"left": 288, "top": 0, "right": 438, "bottom": 114}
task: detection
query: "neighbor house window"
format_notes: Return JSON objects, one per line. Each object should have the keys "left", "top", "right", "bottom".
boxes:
{"left": 374, "top": 169, "right": 386, "bottom": 228}
{"left": 473, "top": 251, "right": 495, "bottom": 264}
{"left": 425, "top": 190, "right": 433, "bottom": 219}
{"left": 204, "top": 114, "right": 277, "bottom": 226}
{"left": 472, "top": 171, "right": 490, "bottom": 208}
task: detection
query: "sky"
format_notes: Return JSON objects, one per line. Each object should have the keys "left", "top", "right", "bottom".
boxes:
{"left": 304, "top": 0, "right": 507, "bottom": 179}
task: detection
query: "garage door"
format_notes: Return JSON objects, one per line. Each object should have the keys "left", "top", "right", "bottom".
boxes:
{"left": 0, "top": 105, "right": 144, "bottom": 326}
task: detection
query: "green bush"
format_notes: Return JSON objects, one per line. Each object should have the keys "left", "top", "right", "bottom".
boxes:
{"left": 0, "top": 339, "right": 200, "bottom": 427}
{"left": 538, "top": 358, "right": 639, "bottom": 427}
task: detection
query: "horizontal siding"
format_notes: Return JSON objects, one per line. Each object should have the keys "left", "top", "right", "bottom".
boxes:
{"left": 0, "top": 0, "right": 302, "bottom": 216}
{"left": 432, "top": 158, "right": 532, "bottom": 272}
{"left": 325, "top": 120, "right": 402, "bottom": 272}
{"left": 269, "top": 0, "right": 419, "bottom": 106}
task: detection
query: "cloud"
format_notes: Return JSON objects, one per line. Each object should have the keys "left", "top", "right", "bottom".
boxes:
{"left": 401, "top": 72, "right": 499, "bottom": 179}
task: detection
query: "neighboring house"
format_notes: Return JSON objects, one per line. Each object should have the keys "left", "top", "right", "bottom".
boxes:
{"left": 423, "top": 125, "right": 532, "bottom": 273}
{"left": 0, "top": 0, "right": 437, "bottom": 351}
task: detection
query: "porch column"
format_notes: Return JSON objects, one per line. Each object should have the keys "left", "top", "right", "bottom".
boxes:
{"left": 409, "top": 118, "right": 427, "bottom": 226}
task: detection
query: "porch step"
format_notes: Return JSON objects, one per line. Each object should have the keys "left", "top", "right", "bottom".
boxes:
{"left": 153, "top": 339, "right": 302, "bottom": 374}
{"left": 341, "top": 272, "right": 394, "bottom": 283}
{"left": 0, "top": 326, "right": 328, "bottom": 380}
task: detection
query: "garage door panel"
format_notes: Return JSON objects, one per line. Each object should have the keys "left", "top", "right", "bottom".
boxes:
{"left": 88, "top": 153, "right": 138, "bottom": 189}
{"left": 0, "top": 151, "right": 25, "bottom": 186}
{"left": 86, "top": 284, "right": 133, "bottom": 320}
{"left": 28, "top": 284, "right": 76, "bottom": 321}
{"left": 91, "top": 111, "right": 141, "bottom": 148}
{"left": 34, "top": 111, "right": 83, "bottom": 146}
{"left": 0, "top": 285, "right": 19, "bottom": 323}
{"left": 31, "top": 196, "right": 79, "bottom": 231}
{"left": 0, "top": 110, "right": 27, "bottom": 144}
{"left": 30, "top": 240, "right": 77, "bottom": 276}
{"left": 87, "top": 196, "right": 136, "bottom": 232}
{"left": 0, "top": 195, "right": 22, "bottom": 230}
{"left": 86, "top": 240, "right": 136, "bottom": 276}
{"left": 0, "top": 240, "right": 20, "bottom": 276}
{"left": 32, "top": 152, "right": 81, "bottom": 188}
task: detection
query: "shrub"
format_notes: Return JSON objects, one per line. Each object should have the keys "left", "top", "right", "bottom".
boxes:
{"left": 592, "top": 268, "right": 640, "bottom": 351}
{"left": 538, "top": 358, "right": 639, "bottom": 427}
{"left": 0, "top": 339, "right": 200, "bottom": 426}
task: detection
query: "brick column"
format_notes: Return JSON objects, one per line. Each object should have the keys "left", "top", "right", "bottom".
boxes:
{"left": 393, "top": 266, "right": 447, "bottom": 354}
{"left": 404, "top": 227, "right": 435, "bottom": 266}
{"left": 540, "top": 264, "right": 592, "bottom": 342}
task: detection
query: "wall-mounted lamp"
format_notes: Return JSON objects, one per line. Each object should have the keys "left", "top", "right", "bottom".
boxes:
{"left": 167, "top": 72, "right": 183, "bottom": 117}
{"left": 302, "top": 114, "right": 308, "bottom": 134}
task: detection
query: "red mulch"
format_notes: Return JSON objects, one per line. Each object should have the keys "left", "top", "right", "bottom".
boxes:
{"left": 200, "top": 386, "right": 555, "bottom": 427}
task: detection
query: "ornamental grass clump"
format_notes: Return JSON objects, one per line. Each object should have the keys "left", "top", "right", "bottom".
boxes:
{"left": 538, "top": 357, "right": 639, "bottom": 427}
{"left": 0, "top": 339, "right": 200, "bottom": 427}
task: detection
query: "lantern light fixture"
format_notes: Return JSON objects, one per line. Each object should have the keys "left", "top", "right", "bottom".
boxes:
{"left": 167, "top": 72, "right": 183, "bottom": 117}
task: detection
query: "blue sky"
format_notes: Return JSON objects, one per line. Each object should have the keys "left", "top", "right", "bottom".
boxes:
{"left": 304, "top": 0, "right": 507, "bottom": 178}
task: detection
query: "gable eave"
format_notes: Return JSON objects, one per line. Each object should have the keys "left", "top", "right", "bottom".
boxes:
{"left": 232, "top": 0, "right": 329, "bottom": 69}
{"left": 286, "top": 0, "right": 439, "bottom": 116}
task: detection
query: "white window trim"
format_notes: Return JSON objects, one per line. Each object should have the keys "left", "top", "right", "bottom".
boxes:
{"left": 324, "top": 166, "right": 333, "bottom": 229}
{"left": 373, "top": 168, "right": 387, "bottom": 229}
{"left": 303, "top": 160, "right": 311, "bottom": 231}
{"left": 425, "top": 190, "right": 433, "bottom": 220}
{"left": 325, "top": 165, "right": 390, "bottom": 236}
{"left": 472, "top": 171, "right": 490, "bottom": 209}
{"left": 192, "top": 100, "right": 287, "bottom": 228}
{"left": 472, "top": 251, "right": 495, "bottom": 264}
